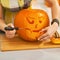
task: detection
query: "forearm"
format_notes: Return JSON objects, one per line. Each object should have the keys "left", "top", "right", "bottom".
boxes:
{"left": 51, "top": 0, "right": 59, "bottom": 20}
{"left": 0, "top": 4, "right": 7, "bottom": 32}
{"left": 51, "top": 0, "right": 60, "bottom": 27}
{"left": 0, "top": 19, "right": 7, "bottom": 32}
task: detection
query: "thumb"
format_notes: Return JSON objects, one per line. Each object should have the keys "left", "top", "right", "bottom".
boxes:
{"left": 39, "top": 27, "right": 48, "bottom": 33}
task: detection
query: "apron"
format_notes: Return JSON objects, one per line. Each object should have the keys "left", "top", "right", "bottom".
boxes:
{"left": 0, "top": 0, "right": 31, "bottom": 24}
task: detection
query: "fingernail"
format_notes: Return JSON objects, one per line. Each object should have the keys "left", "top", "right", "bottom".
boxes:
{"left": 38, "top": 38, "right": 40, "bottom": 41}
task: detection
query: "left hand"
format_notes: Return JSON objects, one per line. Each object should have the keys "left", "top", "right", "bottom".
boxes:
{"left": 5, "top": 23, "right": 16, "bottom": 38}
{"left": 38, "top": 22, "right": 58, "bottom": 41}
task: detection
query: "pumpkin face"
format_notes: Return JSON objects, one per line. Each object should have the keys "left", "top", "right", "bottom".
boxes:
{"left": 14, "top": 9, "right": 49, "bottom": 41}
{"left": 45, "top": 0, "right": 60, "bottom": 7}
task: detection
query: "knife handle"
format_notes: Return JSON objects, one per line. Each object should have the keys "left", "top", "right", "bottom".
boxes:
{"left": 4, "top": 26, "right": 19, "bottom": 31}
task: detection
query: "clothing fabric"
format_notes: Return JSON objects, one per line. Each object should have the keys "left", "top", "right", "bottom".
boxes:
{"left": 0, "top": 0, "right": 31, "bottom": 24}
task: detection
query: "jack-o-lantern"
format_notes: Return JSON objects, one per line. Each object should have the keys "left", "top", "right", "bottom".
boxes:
{"left": 14, "top": 9, "right": 49, "bottom": 41}
{"left": 45, "top": 0, "right": 60, "bottom": 7}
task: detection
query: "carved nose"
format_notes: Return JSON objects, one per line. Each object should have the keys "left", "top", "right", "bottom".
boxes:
{"left": 35, "top": 24, "right": 38, "bottom": 28}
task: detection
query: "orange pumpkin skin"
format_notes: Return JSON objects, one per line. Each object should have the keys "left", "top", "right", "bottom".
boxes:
{"left": 51, "top": 37, "right": 60, "bottom": 44}
{"left": 14, "top": 9, "right": 49, "bottom": 41}
{"left": 45, "top": 0, "right": 60, "bottom": 7}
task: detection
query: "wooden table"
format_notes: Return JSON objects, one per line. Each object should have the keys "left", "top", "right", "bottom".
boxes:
{"left": 0, "top": 33, "right": 60, "bottom": 51}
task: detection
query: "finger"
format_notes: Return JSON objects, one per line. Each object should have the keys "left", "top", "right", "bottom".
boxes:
{"left": 6, "top": 35, "right": 15, "bottom": 38}
{"left": 6, "top": 30, "right": 16, "bottom": 35}
{"left": 6, "top": 33, "right": 15, "bottom": 36}
{"left": 40, "top": 36, "right": 50, "bottom": 41}
{"left": 6, "top": 32, "right": 15, "bottom": 36}
{"left": 6, "top": 34, "right": 15, "bottom": 38}
{"left": 39, "top": 27, "right": 48, "bottom": 33}
{"left": 7, "top": 23, "right": 14, "bottom": 27}
{"left": 38, "top": 32, "right": 48, "bottom": 40}
{"left": 5, "top": 32, "right": 16, "bottom": 38}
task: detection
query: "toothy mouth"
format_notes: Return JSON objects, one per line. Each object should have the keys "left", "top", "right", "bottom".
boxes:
{"left": 20, "top": 27, "right": 41, "bottom": 32}
{"left": 33, "top": 29, "right": 41, "bottom": 32}
{"left": 25, "top": 28, "right": 41, "bottom": 32}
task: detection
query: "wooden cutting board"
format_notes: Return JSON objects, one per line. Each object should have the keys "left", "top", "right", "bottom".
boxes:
{"left": 1, "top": 34, "right": 60, "bottom": 51}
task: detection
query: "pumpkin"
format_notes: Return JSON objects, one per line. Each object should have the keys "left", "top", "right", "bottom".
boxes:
{"left": 14, "top": 9, "right": 49, "bottom": 41}
{"left": 51, "top": 37, "right": 60, "bottom": 44}
{"left": 45, "top": 0, "right": 60, "bottom": 7}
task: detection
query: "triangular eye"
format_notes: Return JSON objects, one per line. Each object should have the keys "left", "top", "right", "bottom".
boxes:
{"left": 26, "top": 17, "right": 34, "bottom": 24}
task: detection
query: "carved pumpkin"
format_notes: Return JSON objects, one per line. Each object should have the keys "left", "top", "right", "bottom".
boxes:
{"left": 45, "top": 0, "right": 60, "bottom": 7}
{"left": 14, "top": 9, "right": 49, "bottom": 41}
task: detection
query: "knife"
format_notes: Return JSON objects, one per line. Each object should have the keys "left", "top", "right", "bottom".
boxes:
{"left": 4, "top": 26, "right": 26, "bottom": 31}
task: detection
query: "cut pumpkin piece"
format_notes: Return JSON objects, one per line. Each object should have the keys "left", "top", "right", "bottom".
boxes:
{"left": 51, "top": 37, "right": 60, "bottom": 44}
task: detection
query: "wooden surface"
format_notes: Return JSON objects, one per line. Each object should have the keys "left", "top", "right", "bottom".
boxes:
{"left": 0, "top": 34, "right": 60, "bottom": 51}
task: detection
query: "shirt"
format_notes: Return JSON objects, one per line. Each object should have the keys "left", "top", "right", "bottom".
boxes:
{"left": 0, "top": 0, "right": 31, "bottom": 24}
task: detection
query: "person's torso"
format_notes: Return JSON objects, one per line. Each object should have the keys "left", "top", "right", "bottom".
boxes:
{"left": 0, "top": 0, "right": 31, "bottom": 24}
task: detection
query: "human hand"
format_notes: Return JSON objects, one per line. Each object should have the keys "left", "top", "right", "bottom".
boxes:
{"left": 38, "top": 22, "right": 58, "bottom": 41}
{"left": 5, "top": 23, "right": 16, "bottom": 38}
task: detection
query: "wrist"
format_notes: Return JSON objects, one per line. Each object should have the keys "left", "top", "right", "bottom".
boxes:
{"left": 2, "top": 25, "right": 7, "bottom": 32}
{"left": 51, "top": 19, "right": 59, "bottom": 26}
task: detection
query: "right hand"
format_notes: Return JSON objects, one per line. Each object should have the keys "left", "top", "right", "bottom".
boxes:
{"left": 5, "top": 23, "right": 16, "bottom": 38}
